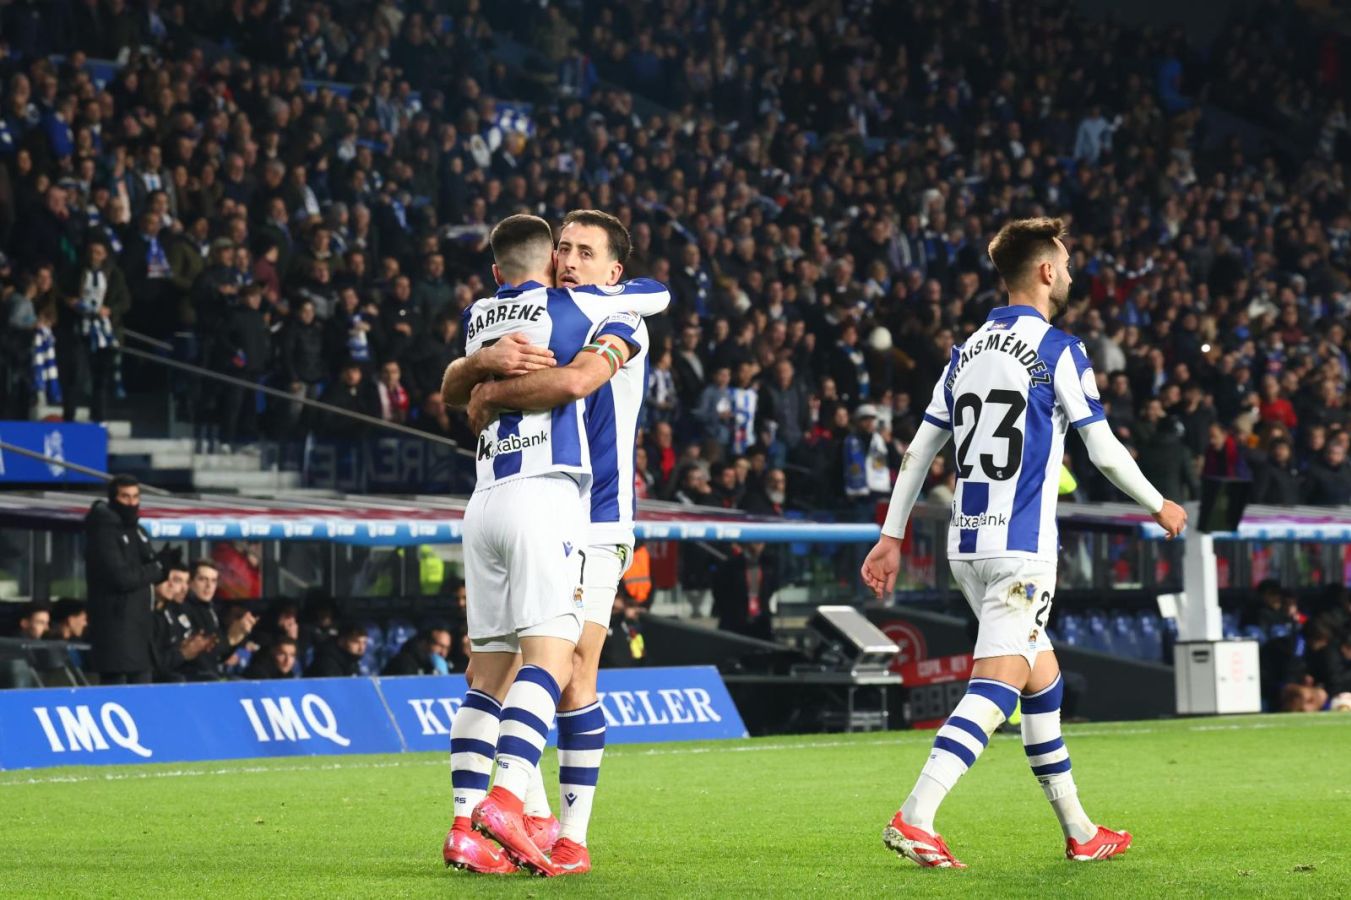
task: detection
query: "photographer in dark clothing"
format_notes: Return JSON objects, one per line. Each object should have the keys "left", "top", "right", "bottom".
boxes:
{"left": 85, "top": 476, "right": 170, "bottom": 684}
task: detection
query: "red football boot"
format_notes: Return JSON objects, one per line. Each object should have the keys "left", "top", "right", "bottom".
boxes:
{"left": 525, "top": 814, "right": 561, "bottom": 854}
{"left": 443, "top": 819, "right": 517, "bottom": 874}
{"left": 1066, "top": 825, "right": 1132, "bottom": 861}
{"left": 882, "top": 809, "right": 967, "bottom": 869}
{"left": 548, "top": 838, "right": 591, "bottom": 876}
{"left": 472, "top": 787, "right": 559, "bottom": 877}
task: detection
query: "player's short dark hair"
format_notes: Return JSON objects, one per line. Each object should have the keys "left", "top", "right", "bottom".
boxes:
{"left": 107, "top": 474, "right": 138, "bottom": 501}
{"left": 561, "top": 209, "right": 631, "bottom": 264}
{"left": 987, "top": 217, "right": 1066, "bottom": 290}
{"left": 490, "top": 213, "right": 555, "bottom": 280}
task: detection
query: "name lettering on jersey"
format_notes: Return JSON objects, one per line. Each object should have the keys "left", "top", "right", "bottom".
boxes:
{"left": 945, "top": 331, "right": 1051, "bottom": 391}
{"left": 476, "top": 430, "right": 549, "bottom": 460}
{"left": 466, "top": 302, "right": 545, "bottom": 341}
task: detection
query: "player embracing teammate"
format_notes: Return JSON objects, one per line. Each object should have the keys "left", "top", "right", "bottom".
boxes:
{"left": 440, "top": 210, "right": 666, "bottom": 876}
{"left": 862, "top": 218, "right": 1188, "bottom": 868}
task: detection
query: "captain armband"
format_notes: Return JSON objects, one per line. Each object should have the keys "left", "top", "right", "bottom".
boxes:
{"left": 583, "top": 341, "right": 623, "bottom": 375}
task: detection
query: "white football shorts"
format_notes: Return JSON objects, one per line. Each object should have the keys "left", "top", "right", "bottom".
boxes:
{"left": 580, "top": 542, "right": 633, "bottom": 627}
{"left": 463, "top": 472, "right": 586, "bottom": 648}
{"left": 950, "top": 557, "right": 1056, "bottom": 670}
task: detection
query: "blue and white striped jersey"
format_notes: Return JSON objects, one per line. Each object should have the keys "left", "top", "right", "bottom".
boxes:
{"left": 463, "top": 278, "right": 669, "bottom": 495}
{"left": 585, "top": 310, "right": 655, "bottom": 546}
{"left": 923, "top": 304, "right": 1104, "bottom": 562}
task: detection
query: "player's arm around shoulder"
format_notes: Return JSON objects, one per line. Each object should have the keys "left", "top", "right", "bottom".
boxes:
{"left": 466, "top": 332, "right": 637, "bottom": 433}
{"left": 569, "top": 278, "right": 671, "bottom": 317}
{"left": 440, "top": 332, "right": 557, "bottom": 408}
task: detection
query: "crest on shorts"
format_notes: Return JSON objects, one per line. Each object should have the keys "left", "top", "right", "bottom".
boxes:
{"left": 1028, "top": 627, "right": 1040, "bottom": 647}
{"left": 573, "top": 586, "right": 585, "bottom": 608}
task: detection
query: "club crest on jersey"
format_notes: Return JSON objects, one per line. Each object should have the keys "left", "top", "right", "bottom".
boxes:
{"left": 477, "top": 430, "right": 549, "bottom": 460}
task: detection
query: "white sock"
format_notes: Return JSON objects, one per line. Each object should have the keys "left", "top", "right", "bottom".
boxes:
{"left": 494, "top": 665, "right": 561, "bottom": 801}
{"left": 1021, "top": 675, "right": 1095, "bottom": 842}
{"left": 525, "top": 759, "right": 552, "bottom": 818}
{"left": 556, "top": 701, "right": 607, "bottom": 845}
{"left": 450, "top": 689, "right": 501, "bottom": 821}
{"left": 902, "top": 678, "right": 1019, "bottom": 831}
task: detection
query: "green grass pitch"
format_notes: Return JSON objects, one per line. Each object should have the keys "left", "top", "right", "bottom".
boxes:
{"left": 1, "top": 714, "right": 1347, "bottom": 898}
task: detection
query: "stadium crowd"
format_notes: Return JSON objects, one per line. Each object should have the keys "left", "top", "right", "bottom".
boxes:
{"left": 0, "top": 1, "right": 1346, "bottom": 512}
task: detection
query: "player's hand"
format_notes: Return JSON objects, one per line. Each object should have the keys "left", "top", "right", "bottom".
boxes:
{"left": 467, "top": 382, "right": 498, "bottom": 435}
{"left": 479, "top": 333, "right": 555, "bottom": 377}
{"left": 1153, "top": 499, "right": 1187, "bottom": 539}
{"left": 860, "top": 535, "right": 902, "bottom": 600}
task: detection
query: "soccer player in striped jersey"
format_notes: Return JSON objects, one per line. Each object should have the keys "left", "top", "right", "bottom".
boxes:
{"left": 861, "top": 217, "right": 1188, "bottom": 868}
{"left": 461, "top": 210, "right": 657, "bottom": 875}
{"left": 439, "top": 212, "right": 668, "bottom": 876}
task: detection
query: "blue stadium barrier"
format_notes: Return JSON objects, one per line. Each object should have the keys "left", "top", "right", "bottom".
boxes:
{"left": 0, "top": 667, "right": 746, "bottom": 771}
{"left": 141, "top": 516, "right": 881, "bottom": 546}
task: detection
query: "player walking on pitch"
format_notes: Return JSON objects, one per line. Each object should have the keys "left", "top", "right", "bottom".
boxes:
{"left": 861, "top": 217, "right": 1187, "bottom": 868}
{"left": 440, "top": 213, "right": 667, "bottom": 877}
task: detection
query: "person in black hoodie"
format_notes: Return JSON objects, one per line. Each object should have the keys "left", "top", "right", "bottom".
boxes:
{"left": 277, "top": 298, "right": 326, "bottom": 433}
{"left": 320, "top": 361, "right": 381, "bottom": 440}
{"left": 84, "top": 475, "right": 169, "bottom": 684}
{"left": 1252, "top": 439, "right": 1303, "bottom": 505}
{"left": 1133, "top": 398, "right": 1199, "bottom": 502}
{"left": 219, "top": 284, "right": 271, "bottom": 449}
{"left": 309, "top": 622, "right": 368, "bottom": 677}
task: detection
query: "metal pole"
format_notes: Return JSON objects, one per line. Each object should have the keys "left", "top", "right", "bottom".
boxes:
{"left": 116, "top": 343, "right": 476, "bottom": 458}
{"left": 0, "top": 440, "right": 173, "bottom": 495}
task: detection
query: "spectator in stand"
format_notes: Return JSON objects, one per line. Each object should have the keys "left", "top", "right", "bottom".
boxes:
{"left": 48, "top": 599, "right": 87, "bottom": 643}
{"left": 376, "top": 360, "right": 410, "bottom": 424}
{"left": 1258, "top": 375, "right": 1298, "bottom": 431}
{"left": 694, "top": 365, "right": 735, "bottom": 449}
{"left": 1135, "top": 398, "right": 1200, "bottom": 502}
{"left": 1253, "top": 439, "right": 1304, "bottom": 505}
{"left": 12, "top": 601, "right": 50, "bottom": 640}
{"left": 1306, "top": 440, "right": 1351, "bottom": 507}
{"left": 309, "top": 622, "right": 368, "bottom": 677}
{"left": 1203, "top": 424, "right": 1250, "bottom": 480}
{"left": 243, "top": 637, "right": 300, "bottom": 680}
{"left": 322, "top": 360, "right": 381, "bottom": 439}
{"left": 218, "top": 284, "right": 270, "bottom": 451}
{"left": 278, "top": 298, "right": 327, "bottom": 433}
{"left": 85, "top": 475, "right": 168, "bottom": 685}
{"left": 382, "top": 626, "right": 453, "bottom": 676}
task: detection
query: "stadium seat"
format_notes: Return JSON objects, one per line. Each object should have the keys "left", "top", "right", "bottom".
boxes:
{"left": 1241, "top": 625, "right": 1267, "bottom": 644}
{"left": 1135, "top": 612, "right": 1163, "bottom": 662}
{"left": 385, "top": 619, "right": 417, "bottom": 654}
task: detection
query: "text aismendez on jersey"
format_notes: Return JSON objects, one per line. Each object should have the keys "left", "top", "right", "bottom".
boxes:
{"left": 945, "top": 330, "right": 1053, "bottom": 392}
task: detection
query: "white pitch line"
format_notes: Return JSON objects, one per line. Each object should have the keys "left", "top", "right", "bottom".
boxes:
{"left": 1, "top": 714, "right": 1345, "bottom": 787}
